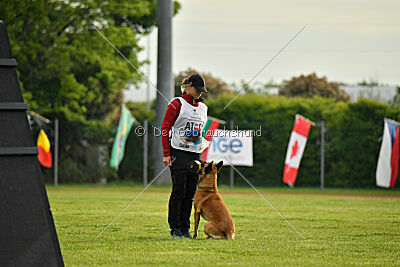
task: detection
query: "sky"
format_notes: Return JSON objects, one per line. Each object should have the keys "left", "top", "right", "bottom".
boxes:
{"left": 125, "top": 0, "right": 400, "bottom": 102}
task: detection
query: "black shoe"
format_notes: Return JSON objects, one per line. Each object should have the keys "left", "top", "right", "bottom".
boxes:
{"left": 180, "top": 228, "right": 192, "bottom": 238}
{"left": 170, "top": 228, "right": 183, "bottom": 238}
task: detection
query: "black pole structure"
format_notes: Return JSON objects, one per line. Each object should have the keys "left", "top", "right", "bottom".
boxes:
{"left": 153, "top": 0, "right": 173, "bottom": 183}
{"left": 320, "top": 120, "right": 326, "bottom": 190}
{"left": 0, "top": 20, "right": 64, "bottom": 266}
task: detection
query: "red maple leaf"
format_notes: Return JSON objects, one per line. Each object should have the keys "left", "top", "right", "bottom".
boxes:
{"left": 290, "top": 140, "right": 299, "bottom": 159}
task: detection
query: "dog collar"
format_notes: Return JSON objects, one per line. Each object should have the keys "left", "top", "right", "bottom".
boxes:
{"left": 197, "top": 186, "right": 217, "bottom": 190}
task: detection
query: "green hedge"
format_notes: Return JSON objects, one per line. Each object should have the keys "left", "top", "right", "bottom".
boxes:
{"left": 48, "top": 93, "right": 400, "bottom": 189}
{"left": 203, "top": 93, "right": 400, "bottom": 188}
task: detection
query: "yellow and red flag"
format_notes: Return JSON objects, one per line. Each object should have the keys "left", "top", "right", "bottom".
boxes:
{"left": 37, "top": 129, "right": 52, "bottom": 168}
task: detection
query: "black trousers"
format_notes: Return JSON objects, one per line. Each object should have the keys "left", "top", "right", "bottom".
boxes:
{"left": 168, "top": 146, "right": 200, "bottom": 230}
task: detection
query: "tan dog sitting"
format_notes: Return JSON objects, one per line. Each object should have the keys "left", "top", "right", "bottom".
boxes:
{"left": 193, "top": 161, "right": 235, "bottom": 240}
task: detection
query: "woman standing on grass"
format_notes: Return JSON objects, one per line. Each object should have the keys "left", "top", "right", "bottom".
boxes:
{"left": 161, "top": 74, "right": 209, "bottom": 238}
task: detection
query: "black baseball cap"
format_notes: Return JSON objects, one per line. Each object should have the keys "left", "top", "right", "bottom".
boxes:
{"left": 182, "top": 74, "right": 207, "bottom": 93}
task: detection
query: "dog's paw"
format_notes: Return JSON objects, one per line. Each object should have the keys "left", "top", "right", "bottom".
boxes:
{"left": 192, "top": 235, "right": 197, "bottom": 239}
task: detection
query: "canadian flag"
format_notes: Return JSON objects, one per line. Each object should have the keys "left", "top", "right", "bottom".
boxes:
{"left": 283, "top": 114, "right": 312, "bottom": 186}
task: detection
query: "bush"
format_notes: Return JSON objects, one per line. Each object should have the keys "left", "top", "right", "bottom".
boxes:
{"left": 201, "top": 93, "right": 400, "bottom": 189}
{"left": 50, "top": 93, "right": 400, "bottom": 189}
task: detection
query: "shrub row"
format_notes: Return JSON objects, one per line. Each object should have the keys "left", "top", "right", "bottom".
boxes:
{"left": 45, "top": 93, "right": 400, "bottom": 189}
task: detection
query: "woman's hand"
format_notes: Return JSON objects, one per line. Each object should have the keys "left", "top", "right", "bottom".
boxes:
{"left": 163, "top": 156, "right": 172, "bottom": 167}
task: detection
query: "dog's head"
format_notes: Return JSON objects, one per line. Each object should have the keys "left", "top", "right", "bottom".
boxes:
{"left": 198, "top": 160, "right": 223, "bottom": 187}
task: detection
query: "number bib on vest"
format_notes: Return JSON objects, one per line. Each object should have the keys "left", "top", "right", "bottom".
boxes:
{"left": 170, "top": 97, "right": 209, "bottom": 153}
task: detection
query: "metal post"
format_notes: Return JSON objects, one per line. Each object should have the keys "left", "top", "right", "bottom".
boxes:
{"left": 143, "top": 120, "right": 148, "bottom": 187}
{"left": 54, "top": 118, "right": 59, "bottom": 187}
{"left": 320, "top": 120, "right": 325, "bottom": 190}
{"left": 229, "top": 120, "right": 234, "bottom": 189}
{"left": 153, "top": 0, "right": 173, "bottom": 183}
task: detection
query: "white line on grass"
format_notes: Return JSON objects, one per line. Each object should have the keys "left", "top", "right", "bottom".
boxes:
{"left": 225, "top": 158, "right": 305, "bottom": 239}
{"left": 95, "top": 158, "right": 175, "bottom": 239}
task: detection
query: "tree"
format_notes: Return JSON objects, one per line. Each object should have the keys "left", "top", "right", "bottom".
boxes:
{"left": 235, "top": 79, "right": 278, "bottom": 95}
{"left": 279, "top": 73, "right": 350, "bottom": 102}
{"left": 0, "top": 0, "right": 181, "bottom": 182}
{"left": 174, "top": 68, "right": 232, "bottom": 99}
{"left": 358, "top": 79, "right": 379, "bottom": 87}
{"left": 0, "top": 0, "right": 181, "bottom": 121}
{"left": 390, "top": 86, "right": 400, "bottom": 107}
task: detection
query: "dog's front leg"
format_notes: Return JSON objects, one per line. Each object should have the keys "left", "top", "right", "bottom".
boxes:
{"left": 193, "top": 211, "right": 200, "bottom": 239}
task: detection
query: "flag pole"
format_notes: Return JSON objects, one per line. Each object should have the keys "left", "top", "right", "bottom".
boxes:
{"left": 294, "top": 114, "right": 326, "bottom": 189}
{"left": 386, "top": 117, "right": 400, "bottom": 125}
{"left": 54, "top": 118, "right": 59, "bottom": 187}
{"left": 110, "top": 105, "right": 136, "bottom": 172}
{"left": 296, "top": 113, "right": 316, "bottom": 126}
{"left": 29, "top": 111, "right": 51, "bottom": 124}
{"left": 296, "top": 114, "right": 321, "bottom": 188}
{"left": 208, "top": 116, "right": 227, "bottom": 125}
{"left": 320, "top": 120, "right": 325, "bottom": 190}
{"left": 229, "top": 120, "right": 234, "bottom": 189}
{"left": 28, "top": 111, "right": 58, "bottom": 187}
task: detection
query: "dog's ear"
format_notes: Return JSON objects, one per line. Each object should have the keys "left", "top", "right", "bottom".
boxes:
{"left": 205, "top": 161, "right": 213, "bottom": 173}
{"left": 216, "top": 161, "right": 223, "bottom": 172}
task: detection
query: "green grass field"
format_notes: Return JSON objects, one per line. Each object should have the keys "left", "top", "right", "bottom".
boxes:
{"left": 47, "top": 184, "right": 400, "bottom": 266}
